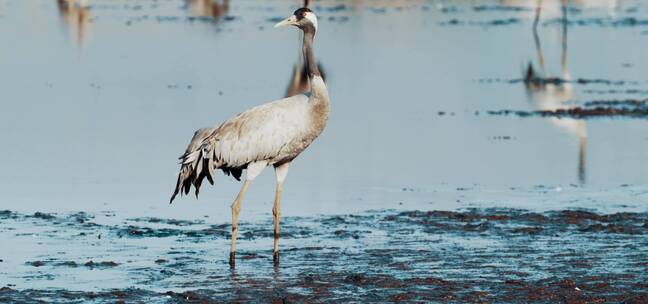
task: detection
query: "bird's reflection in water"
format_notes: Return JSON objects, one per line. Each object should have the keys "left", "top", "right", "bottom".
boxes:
{"left": 285, "top": 59, "right": 326, "bottom": 97}
{"left": 185, "top": 0, "right": 229, "bottom": 23}
{"left": 57, "top": 0, "right": 91, "bottom": 48}
{"left": 501, "top": 0, "right": 620, "bottom": 17}
{"left": 523, "top": 0, "right": 587, "bottom": 184}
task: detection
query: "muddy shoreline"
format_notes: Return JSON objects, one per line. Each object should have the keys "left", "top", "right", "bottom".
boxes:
{"left": 2, "top": 208, "right": 648, "bottom": 302}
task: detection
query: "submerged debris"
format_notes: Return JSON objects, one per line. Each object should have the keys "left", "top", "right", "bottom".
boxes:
{"left": 440, "top": 18, "right": 521, "bottom": 26}
{"left": 472, "top": 5, "right": 531, "bottom": 12}
{"left": 545, "top": 17, "right": 648, "bottom": 27}
{"left": 489, "top": 99, "right": 648, "bottom": 119}
{"left": 84, "top": 261, "right": 119, "bottom": 268}
{"left": 481, "top": 77, "right": 639, "bottom": 86}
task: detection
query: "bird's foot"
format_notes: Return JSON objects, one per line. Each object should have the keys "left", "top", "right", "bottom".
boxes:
{"left": 229, "top": 252, "right": 236, "bottom": 268}
{"left": 273, "top": 251, "right": 280, "bottom": 266}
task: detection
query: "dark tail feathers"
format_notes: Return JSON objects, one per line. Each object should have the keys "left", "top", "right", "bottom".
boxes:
{"left": 169, "top": 128, "right": 217, "bottom": 204}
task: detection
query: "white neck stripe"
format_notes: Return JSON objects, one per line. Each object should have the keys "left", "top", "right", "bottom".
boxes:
{"left": 304, "top": 12, "right": 318, "bottom": 31}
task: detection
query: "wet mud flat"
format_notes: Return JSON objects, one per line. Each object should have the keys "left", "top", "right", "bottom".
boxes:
{"left": 1, "top": 209, "right": 648, "bottom": 303}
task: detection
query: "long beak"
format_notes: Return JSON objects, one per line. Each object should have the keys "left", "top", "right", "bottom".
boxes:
{"left": 274, "top": 15, "right": 297, "bottom": 28}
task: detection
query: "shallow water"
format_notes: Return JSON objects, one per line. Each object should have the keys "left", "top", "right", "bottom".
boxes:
{"left": 1, "top": 0, "right": 647, "bottom": 302}
{"left": 1, "top": 208, "right": 648, "bottom": 302}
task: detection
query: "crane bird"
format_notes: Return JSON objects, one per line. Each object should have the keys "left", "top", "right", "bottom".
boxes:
{"left": 169, "top": 7, "right": 329, "bottom": 267}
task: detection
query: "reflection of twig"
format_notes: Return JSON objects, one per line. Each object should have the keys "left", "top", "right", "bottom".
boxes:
{"left": 533, "top": 0, "right": 545, "bottom": 73}
{"left": 561, "top": 0, "right": 568, "bottom": 75}
{"left": 578, "top": 136, "right": 586, "bottom": 185}
{"left": 533, "top": 0, "right": 542, "bottom": 29}
{"left": 572, "top": 3, "right": 586, "bottom": 185}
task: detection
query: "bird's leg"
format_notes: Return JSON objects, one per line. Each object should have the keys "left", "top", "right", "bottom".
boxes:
{"left": 230, "top": 180, "right": 251, "bottom": 267}
{"left": 229, "top": 160, "right": 267, "bottom": 267}
{"left": 273, "top": 181, "right": 283, "bottom": 264}
{"left": 273, "top": 162, "right": 290, "bottom": 265}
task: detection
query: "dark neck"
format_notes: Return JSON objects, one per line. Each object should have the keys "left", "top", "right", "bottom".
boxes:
{"left": 302, "top": 25, "right": 320, "bottom": 79}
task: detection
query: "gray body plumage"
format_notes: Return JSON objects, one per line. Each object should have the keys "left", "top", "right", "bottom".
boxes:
{"left": 170, "top": 76, "right": 329, "bottom": 203}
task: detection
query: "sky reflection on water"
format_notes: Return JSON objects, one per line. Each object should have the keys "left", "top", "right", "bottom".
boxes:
{"left": 0, "top": 0, "right": 646, "bottom": 218}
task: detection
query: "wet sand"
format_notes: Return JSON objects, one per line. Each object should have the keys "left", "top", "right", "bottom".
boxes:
{"left": 2, "top": 208, "right": 648, "bottom": 302}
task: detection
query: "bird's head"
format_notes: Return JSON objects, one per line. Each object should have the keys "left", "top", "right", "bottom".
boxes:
{"left": 274, "top": 7, "right": 318, "bottom": 32}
